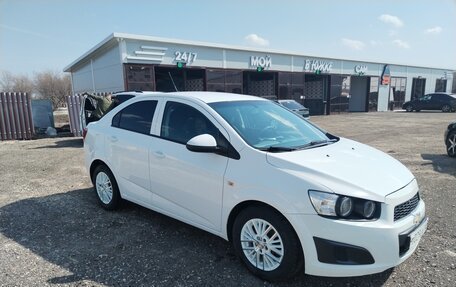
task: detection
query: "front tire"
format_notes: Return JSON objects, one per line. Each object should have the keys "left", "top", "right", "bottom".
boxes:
{"left": 92, "top": 165, "right": 121, "bottom": 210}
{"left": 446, "top": 131, "right": 456, "bottom": 157}
{"left": 232, "top": 206, "right": 303, "bottom": 281}
{"left": 405, "top": 105, "right": 413, "bottom": 112}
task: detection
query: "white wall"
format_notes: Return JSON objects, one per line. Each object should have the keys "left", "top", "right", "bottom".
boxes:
{"left": 71, "top": 43, "right": 124, "bottom": 93}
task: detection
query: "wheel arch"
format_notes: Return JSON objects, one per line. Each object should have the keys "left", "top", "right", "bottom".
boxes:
{"left": 227, "top": 199, "right": 305, "bottom": 279}
{"left": 89, "top": 159, "right": 111, "bottom": 184}
{"left": 226, "top": 200, "right": 295, "bottom": 243}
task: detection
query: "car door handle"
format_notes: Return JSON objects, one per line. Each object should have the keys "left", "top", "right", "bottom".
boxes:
{"left": 153, "top": 151, "right": 165, "bottom": 158}
{"left": 110, "top": 136, "right": 118, "bottom": 143}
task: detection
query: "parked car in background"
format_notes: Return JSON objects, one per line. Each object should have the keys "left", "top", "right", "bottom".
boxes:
{"left": 402, "top": 93, "right": 456, "bottom": 112}
{"left": 277, "top": 99, "right": 310, "bottom": 118}
{"left": 84, "top": 91, "right": 427, "bottom": 281}
{"left": 444, "top": 121, "right": 456, "bottom": 157}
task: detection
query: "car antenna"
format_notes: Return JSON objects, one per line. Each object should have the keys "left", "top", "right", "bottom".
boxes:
{"left": 168, "top": 72, "right": 179, "bottom": 92}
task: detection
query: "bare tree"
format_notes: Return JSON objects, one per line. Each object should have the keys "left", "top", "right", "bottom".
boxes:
{"left": 0, "top": 71, "right": 34, "bottom": 94}
{"left": 13, "top": 75, "right": 34, "bottom": 95}
{"left": 0, "top": 71, "right": 15, "bottom": 91}
{"left": 34, "top": 71, "right": 71, "bottom": 109}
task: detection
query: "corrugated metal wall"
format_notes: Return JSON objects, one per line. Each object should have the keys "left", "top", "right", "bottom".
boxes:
{"left": 66, "top": 94, "right": 83, "bottom": 137}
{"left": 0, "top": 92, "right": 34, "bottom": 141}
{"left": 67, "top": 92, "right": 112, "bottom": 137}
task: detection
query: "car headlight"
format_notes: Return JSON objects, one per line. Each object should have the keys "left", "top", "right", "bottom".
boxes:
{"left": 308, "top": 190, "right": 380, "bottom": 220}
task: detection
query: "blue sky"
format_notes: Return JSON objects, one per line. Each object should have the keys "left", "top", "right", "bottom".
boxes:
{"left": 1, "top": 0, "right": 455, "bottom": 76}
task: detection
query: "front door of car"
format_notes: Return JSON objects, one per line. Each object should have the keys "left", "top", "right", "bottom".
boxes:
{"left": 417, "top": 95, "right": 431, "bottom": 110}
{"left": 148, "top": 100, "right": 229, "bottom": 232}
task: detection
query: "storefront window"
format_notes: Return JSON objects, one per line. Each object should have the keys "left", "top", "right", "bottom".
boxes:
{"left": 369, "top": 77, "right": 379, "bottom": 111}
{"left": 329, "top": 75, "right": 350, "bottom": 113}
{"left": 435, "top": 79, "right": 447, "bottom": 92}
{"left": 389, "top": 77, "right": 406, "bottom": 109}
{"left": 278, "top": 72, "right": 305, "bottom": 101}
{"left": 125, "top": 64, "right": 154, "bottom": 91}
{"left": 206, "top": 69, "right": 242, "bottom": 94}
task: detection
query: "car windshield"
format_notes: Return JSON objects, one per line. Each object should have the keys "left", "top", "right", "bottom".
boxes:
{"left": 209, "top": 100, "right": 331, "bottom": 151}
{"left": 280, "top": 100, "right": 305, "bottom": 110}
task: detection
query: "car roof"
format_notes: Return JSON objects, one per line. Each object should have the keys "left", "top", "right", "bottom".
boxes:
{"left": 429, "top": 92, "right": 455, "bottom": 96}
{"left": 113, "top": 91, "right": 162, "bottom": 97}
{"left": 165, "top": 91, "right": 267, "bottom": 104}
{"left": 278, "top": 99, "right": 298, "bottom": 103}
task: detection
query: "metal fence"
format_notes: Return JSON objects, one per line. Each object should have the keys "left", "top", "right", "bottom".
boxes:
{"left": 66, "top": 94, "right": 83, "bottom": 137}
{"left": 67, "top": 92, "right": 112, "bottom": 137}
{"left": 0, "top": 92, "right": 34, "bottom": 141}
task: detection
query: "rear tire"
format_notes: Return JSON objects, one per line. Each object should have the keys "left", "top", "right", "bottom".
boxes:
{"left": 232, "top": 206, "right": 303, "bottom": 281}
{"left": 446, "top": 131, "right": 456, "bottom": 157}
{"left": 92, "top": 165, "right": 121, "bottom": 210}
{"left": 442, "top": 104, "right": 451, "bottom": 113}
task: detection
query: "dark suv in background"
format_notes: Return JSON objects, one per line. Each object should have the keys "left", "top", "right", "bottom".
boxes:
{"left": 402, "top": 93, "right": 456, "bottom": 112}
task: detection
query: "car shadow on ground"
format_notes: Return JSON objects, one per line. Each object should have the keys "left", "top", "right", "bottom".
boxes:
{"left": 421, "top": 153, "right": 456, "bottom": 177}
{"left": 0, "top": 189, "right": 392, "bottom": 286}
{"left": 31, "top": 138, "right": 83, "bottom": 149}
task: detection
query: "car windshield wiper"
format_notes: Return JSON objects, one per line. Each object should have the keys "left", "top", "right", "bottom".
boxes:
{"left": 258, "top": 146, "right": 297, "bottom": 152}
{"left": 296, "top": 139, "right": 338, "bottom": 150}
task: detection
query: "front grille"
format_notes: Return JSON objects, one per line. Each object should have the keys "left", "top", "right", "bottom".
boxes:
{"left": 394, "top": 193, "right": 420, "bottom": 221}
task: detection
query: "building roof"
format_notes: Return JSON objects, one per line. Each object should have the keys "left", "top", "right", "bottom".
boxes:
{"left": 64, "top": 32, "right": 455, "bottom": 73}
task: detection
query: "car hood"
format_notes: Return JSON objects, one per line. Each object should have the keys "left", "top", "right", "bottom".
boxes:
{"left": 266, "top": 138, "right": 414, "bottom": 202}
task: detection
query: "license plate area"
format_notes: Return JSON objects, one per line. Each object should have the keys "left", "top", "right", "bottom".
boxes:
{"left": 398, "top": 217, "right": 428, "bottom": 257}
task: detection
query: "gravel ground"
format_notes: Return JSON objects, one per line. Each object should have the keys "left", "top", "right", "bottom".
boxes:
{"left": 0, "top": 111, "right": 455, "bottom": 287}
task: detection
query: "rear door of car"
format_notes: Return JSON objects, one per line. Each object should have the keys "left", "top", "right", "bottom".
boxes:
{"left": 106, "top": 99, "right": 160, "bottom": 206}
{"left": 430, "top": 94, "right": 444, "bottom": 109}
{"left": 148, "top": 98, "right": 229, "bottom": 232}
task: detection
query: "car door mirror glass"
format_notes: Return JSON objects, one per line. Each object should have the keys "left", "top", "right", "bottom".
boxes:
{"left": 186, "top": 134, "right": 218, "bottom": 153}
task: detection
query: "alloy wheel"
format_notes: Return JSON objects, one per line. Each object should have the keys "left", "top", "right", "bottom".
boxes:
{"left": 95, "top": 171, "right": 113, "bottom": 204}
{"left": 448, "top": 133, "right": 456, "bottom": 157}
{"left": 240, "top": 218, "right": 284, "bottom": 271}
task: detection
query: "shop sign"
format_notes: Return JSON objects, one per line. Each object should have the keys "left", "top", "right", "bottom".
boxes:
{"left": 354, "top": 65, "right": 368, "bottom": 75}
{"left": 174, "top": 51, "right": 198, "bottom": 64}
{"left": 304, "top": 59, "right": 333, "bottom": 73}
{"left": 250, "top": 56, "right": 272, "bottom": 69}
{"left": 381, "top": 65, "right": 391, "bottom": 85}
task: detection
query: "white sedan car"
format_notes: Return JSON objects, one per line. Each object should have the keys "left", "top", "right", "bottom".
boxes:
{"left": 84, "top": 92, "right": 427, "bottom": 281}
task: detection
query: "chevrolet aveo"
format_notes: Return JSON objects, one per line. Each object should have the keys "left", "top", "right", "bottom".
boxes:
{"left": 84, "top": 92, "right": 427, "bottom": 281}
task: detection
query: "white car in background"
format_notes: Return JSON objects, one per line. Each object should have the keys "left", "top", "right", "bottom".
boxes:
{"left": 277, "top": 99, "right": 310, "bottom": 118}
{"left": 84, "top": 91, "right": 427, "bottom": 281}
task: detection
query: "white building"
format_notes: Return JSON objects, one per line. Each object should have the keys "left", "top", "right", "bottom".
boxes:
{"left": 64, "top": 33, "right": 454, "bottom": 115}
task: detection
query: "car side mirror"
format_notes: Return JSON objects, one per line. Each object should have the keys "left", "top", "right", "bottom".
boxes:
{"left": 186, "top": 134, "right": 218, "bottom": 153}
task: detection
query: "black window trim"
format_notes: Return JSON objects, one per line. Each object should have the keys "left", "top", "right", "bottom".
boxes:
{"left": 157, "top": 100, "right": 240, "bottom": 160}
{"left": 111, "top": 99, "right": 158, "bottom": 135}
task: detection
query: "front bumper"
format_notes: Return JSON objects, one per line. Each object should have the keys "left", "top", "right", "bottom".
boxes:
{"left": 287, "top": 181, "right": 427, "bottom": 277}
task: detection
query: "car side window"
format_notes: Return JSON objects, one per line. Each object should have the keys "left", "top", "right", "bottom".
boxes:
{"left": 435, "top": 94, "right": 445, "bottom": 101}
{"left": 112, "top": 100, "right": 158, "bottom": 134}
{"left": 421, "top": 95, "right": 431, "bottom": 101}
{"left": 161, "top": 101, "right": 218, "bottom": 144}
